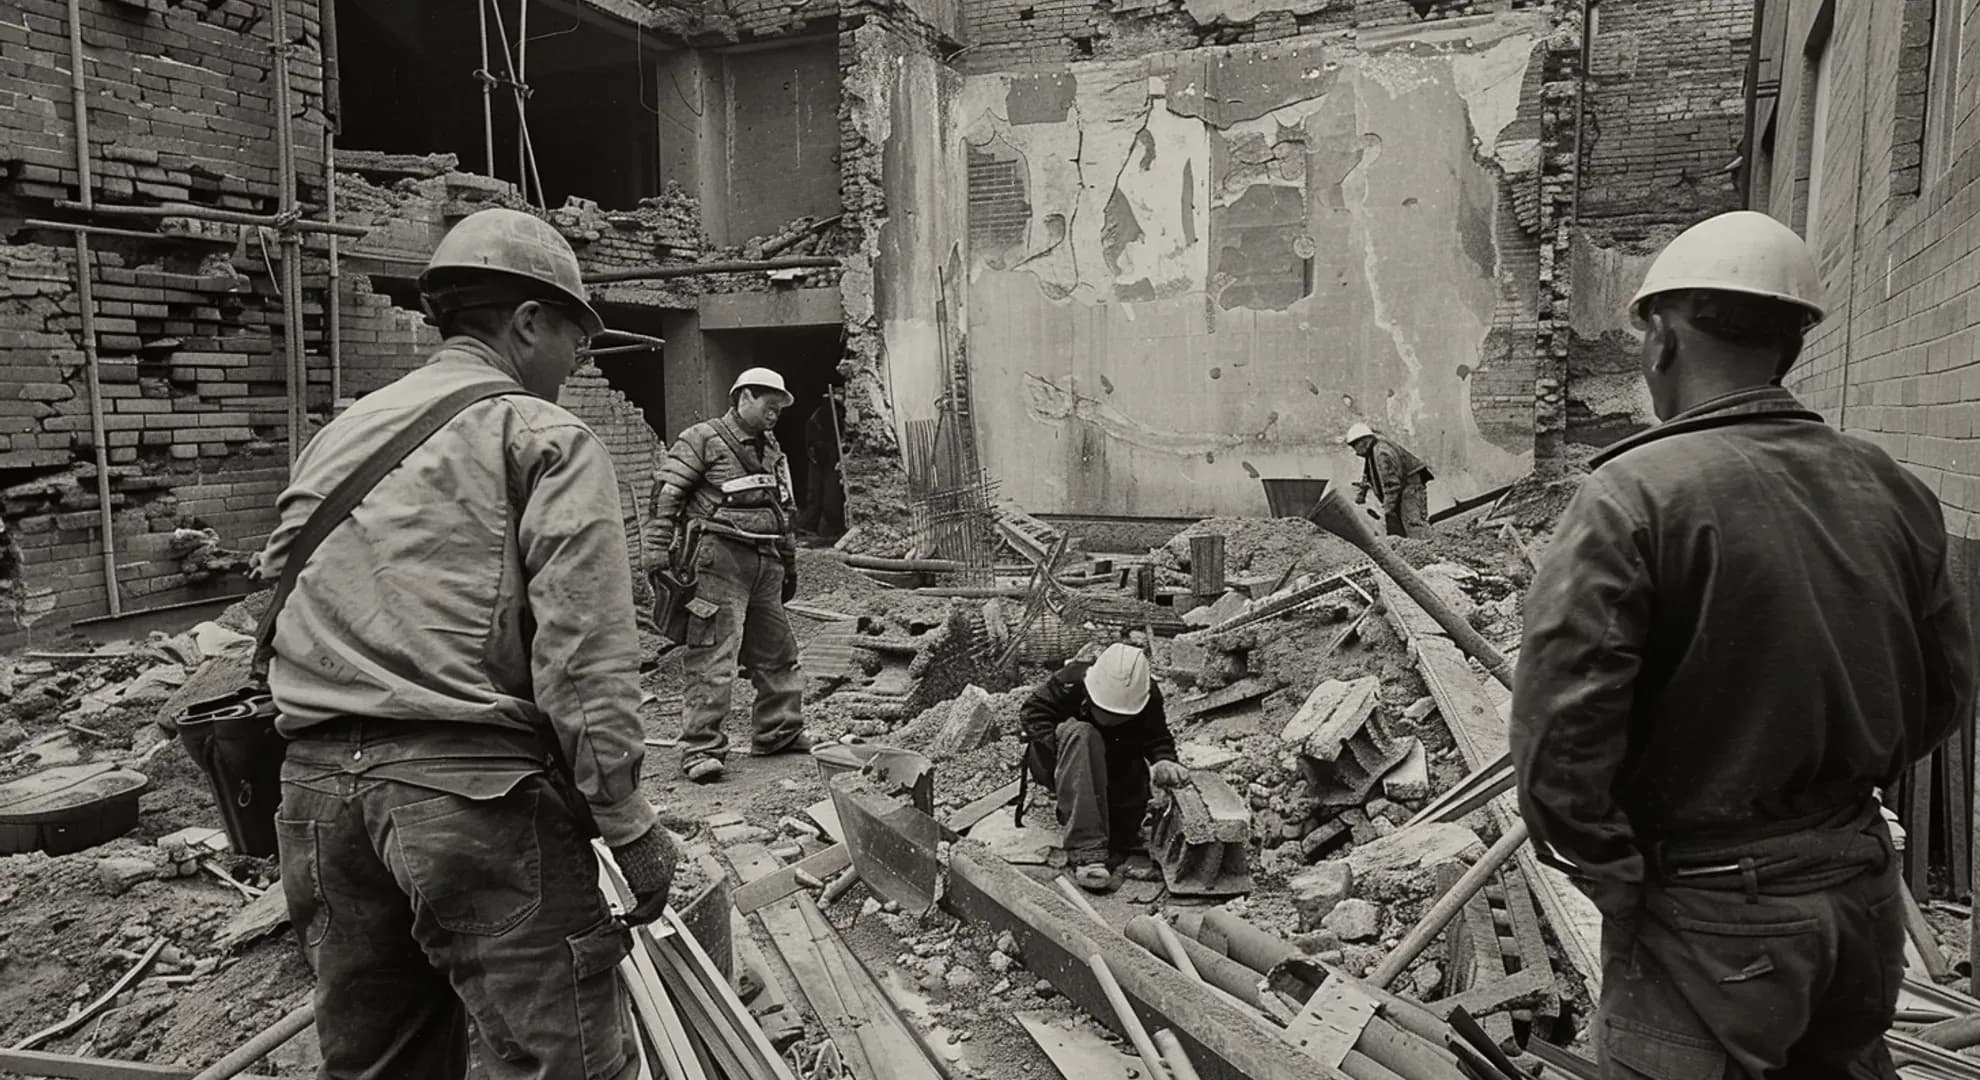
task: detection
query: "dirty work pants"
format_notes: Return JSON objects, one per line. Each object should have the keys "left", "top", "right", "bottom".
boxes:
{"left": 1386, "top": 480, "right": 1429, "bottom": 537}
{"left": 276, "top": 740, "right": 637, "bottom": 1080}
{"left": 799, "top": 458, "right": 845, "bottom": 537}
{"left": 678, "top": 535, "right": 805, "bottom": 767}
{"left": 1025, "top": 719, "right": 1151, "bottom": 862}
{"left": 1595, "top": 809, "right": 1904, "bottom": 1079}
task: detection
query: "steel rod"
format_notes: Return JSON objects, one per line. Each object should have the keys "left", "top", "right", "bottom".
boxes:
{"left": 1088, "top": 953, "right": 1172, "bottom": 1080}
{"left": 54, "top": 199, "right": 369, "bottom": 238}
{"left": 270, "top": 0, "right": 304, "bottom": 466}
{"left": 583, "top": 256, "right": 843, "bottom": 283}
{"left": 327, "top": 129, "right": 342, "bottom": 406}
{"left": 66, "top": 0, "right": 120, "bottom": 618}
{"left": 66, "top": 0, "right": 92, "bottom": 205}
{"left": 26, "top": 218, "right": 173, "bottom": 241}
{"left": 188, "top": 1001, "right": 314, "bottom": 1080}
{"left": 479, "top": 0, "right": 495, "bottom": 176}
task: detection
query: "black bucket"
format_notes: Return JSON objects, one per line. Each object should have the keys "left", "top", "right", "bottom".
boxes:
{"left": 175, "top": 688, "right": 285, "bottom": 858}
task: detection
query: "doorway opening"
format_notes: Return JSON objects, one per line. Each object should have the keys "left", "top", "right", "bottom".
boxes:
{"left": 708, "top": 325, "right": 846, "bottom": 539}
{"left": 591, "top": 303, "right": 671, "bottom": 437}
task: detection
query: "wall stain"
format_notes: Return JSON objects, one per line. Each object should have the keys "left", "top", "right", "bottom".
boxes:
{"left": 1022, "top": 372, "right": 1271, "bottom": 454}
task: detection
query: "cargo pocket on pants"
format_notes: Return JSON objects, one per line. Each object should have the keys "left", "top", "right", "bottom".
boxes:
{"left": 568, "top": 916, "right": 635, "bottom": 1080}
{"left": 1603, "top": 1015, "right": 1727, "bottom": 1080}
{"left": 685, "top": 597, "right": 721, "bottom": 648}
{"left": 274, "top": 817, "right": 329, "bottom": 951}
{"left": 392, "top": 789, "right": 544, "bottom": 936}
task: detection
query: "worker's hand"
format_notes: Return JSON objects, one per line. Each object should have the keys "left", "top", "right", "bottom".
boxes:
{"left": 781, "top": 563, "right": 799, "bottom": 604}
{"left": 610, "top": 827, "right": 681, "bottom": 926}
{"left": 1150, "top": 761, "right": 1190, "bottom": 789}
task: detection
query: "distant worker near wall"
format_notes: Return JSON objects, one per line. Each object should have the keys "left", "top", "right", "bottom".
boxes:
{"left": 261, "top": 208, "right": 676, "bottom": 1080}
{"left": 644, "top": 367, "right": 813, "bottom": 784}
{"left": 1344, "top": 422, "right": 1433, "bottom": 537}
{"left": 1510, "top": 210, "right": 1977, "bottom": 1077}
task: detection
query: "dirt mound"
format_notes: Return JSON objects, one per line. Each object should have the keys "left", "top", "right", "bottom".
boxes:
{"left": 1157, "top": 516, "right": 1366, "bottom": 584}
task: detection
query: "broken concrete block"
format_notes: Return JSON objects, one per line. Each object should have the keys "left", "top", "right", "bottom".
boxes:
{"left": 931, "top": 684, "right": 999, "bottom": 758}
{"left": 1177, "top": 741, "right": 1240, "bottom": 771}
{"left": 1322, "top": 898, "right": 1381, "bottom": 943}
{"left": 1402, "top": 696, "right": 1437, "bottom": 723}
{"left": 0, "top": 717, "right": 24, "bottom": 751}
{"left": 1150, "top": 772, "right": 1253, "bottom": 898}
{"left": 1280, "top": 676, "right": 1380, "bottom": 760}
{"left": 1347, "top": 822, "right": 1485, "bottom": 877}
{"left": 1290, "top": 861, "right": 1353, "bottom": 929}
{"left": 97, "top": 855, "right": 161, "bottom": 896}
{"left": 713, "top": 823, "right": 772, "bottom": 846}
{"left": 1381, "top": 738, "right": 1430, "bottom": 801}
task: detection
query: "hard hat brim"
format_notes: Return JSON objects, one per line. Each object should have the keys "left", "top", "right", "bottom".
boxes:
{"left": 1089, "top": 698, "right": 1147, "bottom": 725}
{"left": 1627, "top": 279, "right": 1826, "bottom": 326}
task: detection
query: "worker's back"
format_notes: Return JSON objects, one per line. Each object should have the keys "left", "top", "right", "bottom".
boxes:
{"left": 1519, "top": 390, "right": 1971, "bottom": 843}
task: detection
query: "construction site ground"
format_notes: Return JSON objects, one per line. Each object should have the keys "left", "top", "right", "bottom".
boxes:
{"left": 1, "top": 501, "right": 1971, "bottom": 1078}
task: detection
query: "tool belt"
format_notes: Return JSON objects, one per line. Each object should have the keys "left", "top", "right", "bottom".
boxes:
{"left": 1645, "top": 799, "right": 1891, "bottom": 899}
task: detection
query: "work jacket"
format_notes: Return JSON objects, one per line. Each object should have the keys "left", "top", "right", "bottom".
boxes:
{"left": 1021, "top": 659, "right": 1180, "bottom": 769}
{"left": 259, "top": 338, "right": 656, "bottom": 847}
{"left": 645, "top": 410, "right": 797, "bottom": 574}
{"left": 1360, "top": 436, "right": 1432, "bottom": 509}
{"left": 1509, "top": 386, "right": 1975, "bottom": 911}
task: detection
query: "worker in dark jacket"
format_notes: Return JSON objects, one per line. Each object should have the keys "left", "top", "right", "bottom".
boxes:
{"left": 645, "top": 368, "right": 810, "bottom": 784}
{"left": 798, "top": 391, "right": 845, "bottom": 539}
{"left": 1510, "top": 210, "right": 1976, "bottom": 1078}
{"left": 1345, "top": 423, "right": 1433, "bottom": 536}
{"left": 1021, "top": 643, "right": 1188, "bottom": 892}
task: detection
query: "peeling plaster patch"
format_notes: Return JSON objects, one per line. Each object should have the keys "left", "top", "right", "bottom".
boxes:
{"left": 1009, "top": 72, "right": 1077, "bottom": 125}
{"left": 1022, "top": 372, "right": 1262, "bottom": 454}
{"left": 1104, "top": 82, "right": 1210, "bottom": 299}
{"left": 1163, "top": 42, "right": 1339, "bottom": 127}
{"left": 1213, "top": 184, "right": 1310, "bottom": 311}
{"left": 1180, "top": 0, "right": 1336, "bottom": 29}
{"left": 1181, "top": 160, "right": 1199, "bottom": 245}
{"left": 1452, "top": 36, "right": 1537, "bottom": 156}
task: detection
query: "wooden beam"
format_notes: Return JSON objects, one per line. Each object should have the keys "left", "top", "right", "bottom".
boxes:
{"left": 946, "top": 846, "right": 1352, "bottom": 1080}
{"left": 0, "top": 1050, "right": 276, "bottom": 1080}
{"left": 1378, "top": 573, "right": 1603, "bottom": 993}
{"left": 732, "top": 844, "right": 852, "bottom": 915}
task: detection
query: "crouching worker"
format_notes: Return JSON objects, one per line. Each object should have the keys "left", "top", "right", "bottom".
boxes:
{"left": 1021, "top": 643, "right": 1188, "bottom": 892}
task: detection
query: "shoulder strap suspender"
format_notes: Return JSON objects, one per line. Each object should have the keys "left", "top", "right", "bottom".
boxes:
{"left": 252, "top": 381, "right": 523, "bottom": 675}
{"left": 710, "top": 416, "right": 769, "bottom": 476}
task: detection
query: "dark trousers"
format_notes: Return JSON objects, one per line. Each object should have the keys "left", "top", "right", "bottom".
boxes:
{"left": 799, "top": 458, "right": 845, "bottom": 536}
{"left": 1596, "top": 810, "right": 1905, "bottom": 1079}
{"left": 1025, "top": 718, "right": 1151, "bottom": 862}
{"left": 678, "top": 536, "right": 805, "bottom": 767}
{"left": 276, "top": 750, "right": 638, "bottom": 1080}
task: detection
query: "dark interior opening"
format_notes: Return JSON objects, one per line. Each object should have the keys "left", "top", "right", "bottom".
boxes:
{"left": 334, "top": 0, "right": 661, "bottom": 209}
{"left": 590, "top": 303, "right": 670, "bottom": 437}
{"left": 708, "top": 325, "right": 846, "bottom": 538}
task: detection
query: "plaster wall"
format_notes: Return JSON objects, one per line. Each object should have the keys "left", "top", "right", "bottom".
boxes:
{"left": 957, "top": 13, "right": 1543, "bottom": 517}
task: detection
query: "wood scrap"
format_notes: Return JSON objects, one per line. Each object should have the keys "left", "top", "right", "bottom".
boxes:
{"left": 11, "top": 939, "right": 165, "bottom": 1051}
{"left": 1017, "top": 1013, "right": 1142, "bottom": 1080}
{"left": 733, "top": 845, "right": 852, "bottom": 915}
{"left": 0, "top": 1049, "right": 280, "bottom": 1080}
{"left": 218, "top": 881, "right": 290, "bottom": 950}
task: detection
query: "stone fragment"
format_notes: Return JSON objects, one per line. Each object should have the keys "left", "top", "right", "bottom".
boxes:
{"left": 1322, "top": 898, "right": 1381, "bottom": 943}
{"left": 1346, "top": 822, "right": 1484, "bottom": 877}
{"left": 1290, "top": 860, "right": 1354, "bottom": 929}
{"left": 97, "top": 856, "right": 160, "bottom": 896}
{"left": 932, "top": 684, "right": 1000, "bottom": 758}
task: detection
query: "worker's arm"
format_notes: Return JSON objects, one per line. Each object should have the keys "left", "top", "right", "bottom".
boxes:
{"left": 1911, "top": 536, "right": 1978, "bottom": 761}
{"left": 1021, "top": 667, "right": 1082, "bottom": 746}
{"left": 1509, "top": 470, "right": 1653, "bottom": 920}
{"left": 513, "top": 415, "right": 657, "bottom": 848}
{"left": 773, "top": 440, "right": 800, "bottom": 565}
{"left": 1140, "top": 685, "right": 1179, "bottom": 765}
{"left": 643, "top": 429, "right": 710, "bottom": 576}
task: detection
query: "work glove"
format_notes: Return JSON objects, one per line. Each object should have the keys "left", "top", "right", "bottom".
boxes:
{"left": 1150, "top": 761, "right": 1190, "bottom": 789}
{"left": 781, "top": 560, "right": 799, "bottom": 603}
{"left": 610, "top": 826, "right": 681, "bottom": 927}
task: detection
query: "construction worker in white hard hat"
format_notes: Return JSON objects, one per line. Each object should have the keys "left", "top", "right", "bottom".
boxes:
{"left": 1018, "top": 642, "right": 1188, "bottom": 892}
{"left": 1511, "top": 210, "right": 1975, "bottom": 1075}
{"left": 1343, "top": 421, "right": 1434, "bottom": 537}
{"left": 644, "top": 366, "right": 811, "bottom": 783}
{"left": 261, "top": 206, "right": 672, "bottom": 1079}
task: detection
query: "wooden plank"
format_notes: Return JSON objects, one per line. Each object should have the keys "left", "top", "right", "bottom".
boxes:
{"left": 1379, "top": 573, "right": 1604, "bottom": 994}
{"left": 1949, "top": 726, "right": 1973, "bottom": 895}
{"left": 732, "top": 844, "right": 852, "bottom": 915}
{"left": 947, "top": 846, "right": 1351, "bottom": 1080}
{"left": 0, "top": 1050, "right": 278, "bottom": 1080}
{"left": 946, "top": 780, "right": 1021, "bottom": 833}
{"left": 725, "top": 843, "right": 945, "bottom": 1080}
{"left": 1016, "top": 1013, "right": 1141, "bottom": 1080}
{"left": 1910, "top": 757, "right": 1935, "bottom": 897}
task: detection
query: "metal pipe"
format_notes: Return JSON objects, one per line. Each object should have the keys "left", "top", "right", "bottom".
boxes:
{"left": 188, "top": 1001, "right": 314, "bottom": 1080}
{"left": 479, "top": 0, "right": 495, "bottom": 176}
{"left": 24, "top": 219, "right": 165, "bottom": 242}
{"left": 1368, "top": 822, "right": 1530, "bottom": 989}
{"left": 326, "top": 129, "right": 342, "bottom": 407}
{"left": 1087, "top": 954, "right": 1172, "bottom": 1080}
{"left": 68, "top": 0, "right": 120, "bottom": 619}
{"left": 583, "top": 256, "right": 843, "bottom": 284}
{"left": 53, "top": 199, "right": 368, "bottom": 238}
{"left": 516, "top": 0, "right": 529, "bottom": 198}
{"left": 270, "top": 0, "right": 304, "bottom": 466}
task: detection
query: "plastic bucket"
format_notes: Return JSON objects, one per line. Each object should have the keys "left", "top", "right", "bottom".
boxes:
{"left": 175, "top": 688, "right": 285, "bottom": 858}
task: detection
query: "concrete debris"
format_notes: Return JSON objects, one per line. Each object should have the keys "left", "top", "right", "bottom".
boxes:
{"left": 1320, "top": 898, "right": 1382, "bottom": 943}
{"left": 95, "top": 855, "right": 163, "bottom": 897}
{"left": 1149, "top": 772, "right": 1253, "bottom": 897}
{"left": 1289, "top": 861, "right": 1354, "bottom": 930}
{"left": 931, "top": 684, "right": 1000, "bottom": 758}
{"left": 1345, "top": 823, "right": 1485, "bottom": 877}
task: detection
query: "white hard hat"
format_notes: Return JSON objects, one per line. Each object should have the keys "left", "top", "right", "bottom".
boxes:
{"left": 1343, "top": 422, "right": 1375, "bottom": 445}
{"left": 731, "top": 367, "right": 793, "bottom": 404}
{"left": 1084, "top": 643, "right": 1151, "bottom": 719}
{"left": 1628, "top": 211, "right": 1824, "bottom": 327}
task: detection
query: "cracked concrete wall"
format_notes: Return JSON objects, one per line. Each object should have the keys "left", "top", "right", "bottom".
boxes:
{"left": 958, "top": 12, "right": 1543, "bottom": 517}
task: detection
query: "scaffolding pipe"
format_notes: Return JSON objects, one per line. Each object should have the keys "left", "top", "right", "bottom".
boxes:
{"left": 24, "top": 219, "right": 173, "bottom": 242}
{"left": 53, "top": 199, "right": 368, "bottom": 238}
{"left": 327, "top": 129, "right": 342, "bottom": 407}
{"left": 478, "top": 0, "right": 495, "bottom": 177}
{"left": 516, "top": 0, "right": 529, "bottom": 198}
{"left": 582, "top": 256, "right": 843, "bottom": 283}
{"left": 271, "top": 0, "right": 305, "bottom": 467}
{"left": 68, "top": 0, "right": 121, "bottom": 618}
{"left": 487, "top": 0, "right": 546, "bottom": 207}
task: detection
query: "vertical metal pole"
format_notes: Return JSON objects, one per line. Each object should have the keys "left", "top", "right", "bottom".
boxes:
{"left": 515, "top": 0, "right": 529, "bottom": 199}
{"left": 271, "top": 0, "right": 303, "bottom": 466}
{"left": 326, "top": 128, "right": 341, "bottom": 408}
{"left": 69, "top": 0, "right": 120, "bottom": 617}
{"left": 479, "top": 0, "right": 495, "bottom": 177}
